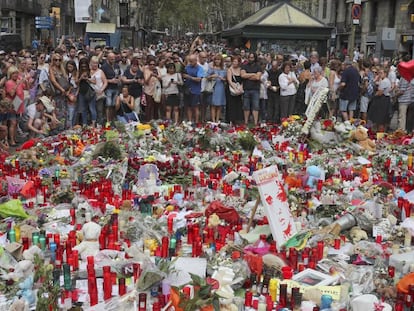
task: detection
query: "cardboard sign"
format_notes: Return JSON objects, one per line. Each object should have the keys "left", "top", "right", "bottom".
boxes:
{"left": 252, "top": 166, "right": 297, "bottom": 249}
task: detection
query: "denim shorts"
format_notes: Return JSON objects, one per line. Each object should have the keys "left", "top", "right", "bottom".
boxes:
{"left": 339, "top": 99, "right": 357, "bottom": 112}
{"left": 189, "top": 94, "right": 201, "bottom": 107}
{"left": 243, "top": 89, "right": 260, "bottom": 111}
{"left": 359, "top": 96, "right": 369, "bottom": 113}
{"left": 105, "top": 88, "right": 119, "bottom": 107}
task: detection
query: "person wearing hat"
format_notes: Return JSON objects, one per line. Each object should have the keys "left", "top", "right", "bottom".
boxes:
{"left": 19, "top": 96, "right": 52, "bottom": 138}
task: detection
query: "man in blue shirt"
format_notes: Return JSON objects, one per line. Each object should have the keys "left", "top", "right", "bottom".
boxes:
{"left": 183, "top": 54, "right": 204, "bottom": 123}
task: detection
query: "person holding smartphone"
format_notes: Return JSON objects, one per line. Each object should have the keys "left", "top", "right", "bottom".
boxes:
{"left": 161, "top": 63, "right": 183, "bottom": 124}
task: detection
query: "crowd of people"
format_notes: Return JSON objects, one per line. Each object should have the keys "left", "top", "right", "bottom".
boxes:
{"left": 0, "top": 35, "right": 412, "bottom": 153}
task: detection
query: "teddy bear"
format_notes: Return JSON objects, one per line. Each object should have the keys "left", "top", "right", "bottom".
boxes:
{"left": 73, "top": 221, "right": 102, "bottom": 260}
{"left": 350, "top": 126, "right": 376, "bottom": 152}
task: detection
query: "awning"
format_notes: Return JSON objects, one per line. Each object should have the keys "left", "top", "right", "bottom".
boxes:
{"left": 86, "top": 23, "right": 116, "bottom": 34}
{"left": 382, "top": 40, "right": 396, "bottom": 50}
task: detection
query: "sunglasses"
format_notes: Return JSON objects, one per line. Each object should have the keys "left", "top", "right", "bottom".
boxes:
{"left": 54, "top": 59, "right": 62, "bottom": 62}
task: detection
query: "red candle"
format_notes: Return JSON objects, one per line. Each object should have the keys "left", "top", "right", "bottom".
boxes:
{"left": 133, "top": 263, "right": 141, "bottom": 283}
{"left": 317, "top": 240, "right": 324, "bottom": 260}
{"left": 334, "top": 239, "right": 341, "bottom": 249}
{"left": 138, "top": 293, "right": 147, "bottom": 311}
{"left": 103, "top": 266, "right": 112, "bottom": 300}
{"left": 118, "top": 278, "right": 126, "bottom": 296}
{"left": 161, "top": 236, "right": 169, "bottom": 258}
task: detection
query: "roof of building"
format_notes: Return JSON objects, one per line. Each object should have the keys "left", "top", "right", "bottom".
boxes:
{"left": 229, "top": 2, "right": 327, "bottom": 30}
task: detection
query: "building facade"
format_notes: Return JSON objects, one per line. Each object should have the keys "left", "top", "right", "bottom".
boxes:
{"left": 292, "top": 0, "right": 414, "bottom": 60}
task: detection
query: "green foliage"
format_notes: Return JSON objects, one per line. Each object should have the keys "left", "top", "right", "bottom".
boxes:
{"left": 237, "top": 131, "right": 258, "bottom": 154}
{"left": 175, "top": 273, "right": 221, "bottom": 311}
{"left": 34, "top": 254, "right": 60, "bottom": 311}
{"left": 96, "top": 141, "right": 122, "bottom": 160}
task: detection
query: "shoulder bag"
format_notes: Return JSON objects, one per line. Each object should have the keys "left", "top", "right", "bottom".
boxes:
{"left": 229, "top": 69, "right": 244, "bottom": 96}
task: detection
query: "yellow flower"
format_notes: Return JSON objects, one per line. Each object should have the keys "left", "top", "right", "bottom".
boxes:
{"left": 137, "top": 124, "right": 151, "bottom": 131}
{"left": 145, "top": 155, "right": 156, "bottom": 162}
{"left": 159, "top": 124, "right": 165, "bottom": 130}
{"left": 282, "top": 121, "right": 289, "bottom": 127}
{"left": 291, "top": 115, "right": 301, "bottom": 120}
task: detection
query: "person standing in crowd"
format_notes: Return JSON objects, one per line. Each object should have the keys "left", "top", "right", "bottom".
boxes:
{"left": 75, "top": 58, "right": 96, "bottom": 127}
{"left": 182, "top": 54, "right": 204, "bottom": 123}
{"left": 396, "top": 75, "right": 412, "bottom": 131}
{"left": 309, "top": 65, "right": 329, "bottom": 117}
{"left": 359, "top": 60, "right": 374, "bottom": 121}
{"left": 278, "top": 61, "right": 299, "bottom": 119}
{"left": 143, "top": 56, "right": 162, "bottom": 121}
{"left": 309, "top": 51, "right": 320, "bottom": 72}
{"left": 65, "top": 60, "right": 78, "bottom": 128}
{"left": 328, "top": 59, "right": 342, "bottom": 118}
{"left": 118, "top": 50, "right": 130, "bottom": 75}
{"left": 267, "top": 59, "right": 282, "bottom": 123}
{"left": 368, "top": 67, "right": 392, "bottom": 133}
{"left": 121, "top": 57, "right": 143, "bottom": 121}
{"left": 90, "top": 56, "right": 108, "bottom": 126}
{"left": 161, "top": 63, "right": 183, "bottom": 124}
{"left": 101, "top": 52, "right": 121, "bottom": 123}
{"left": 207, "top": 54, "right": 227, "bottom": 123}
{"left": 226, "top": 55, "right": 244, "bottom": 125}
{"left": 199, "top": 51, "right": 211, "bottom": 123}
{"left": 241, "top": 52, "right": 261, "bottom": 126}
{"left": 339, "top": 59, "right": 360, "bottom": 121}
{"left": 4, "top": 66, "right": 26, "bottom": 146}
{"left": 49, "top": 53, "right": 70, "bottom": 127}
{"left": 259, "top": 61, "right": 269, "bottom": 123}
{"left": 296, "top": 60, "right": 312, "bottom": 116}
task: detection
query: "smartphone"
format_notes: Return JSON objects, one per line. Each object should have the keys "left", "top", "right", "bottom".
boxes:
{"left": 171, "top": 78, "right": 174, "bottom": 82}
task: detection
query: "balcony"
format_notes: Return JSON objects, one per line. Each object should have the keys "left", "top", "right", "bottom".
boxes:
{"left": 0, "top": 0, "right": 42, "bottom": 15}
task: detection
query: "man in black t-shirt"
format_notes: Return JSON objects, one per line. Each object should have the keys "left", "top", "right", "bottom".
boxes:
{"left": 121, "top": 58, "right": 144, "bottom": 116}
{"left": 101, "top": 52, "right": 121, "bottom": 123}
{"left": 241, "top": 52, "right": 262, "bottom": 125}
{"left": 267, "top": 60, "right": 282, "bottom": 123}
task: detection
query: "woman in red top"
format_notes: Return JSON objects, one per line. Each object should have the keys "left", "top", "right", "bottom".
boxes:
{"left": 4, "top": 66, "right": 27, "bottom": 146}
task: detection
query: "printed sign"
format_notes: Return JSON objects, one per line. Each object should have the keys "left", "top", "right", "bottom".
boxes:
{"left": 253, "top": 165, "right": 297, "bottom": 249}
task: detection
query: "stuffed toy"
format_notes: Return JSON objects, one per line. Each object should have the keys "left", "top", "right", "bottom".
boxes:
{"left": 349, "top": 226, "right": 368, "bottom": 243}
{"left": 350, "top": 126, "right": 376, "bottom": 152}
{"left": 306, "top": 165, "right": 322, "bottom": 189}
{"left": 73, "top": 221, "right": 102, "bottom": 260}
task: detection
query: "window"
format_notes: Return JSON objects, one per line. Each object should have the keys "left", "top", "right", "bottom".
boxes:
{"left": 370, "top": 1, "right": 378, "bottom": 32}
{"left": 322, "top": 0, "right": 328, "bottom": 19}
{"left": 388, "top": 1, "right": 396, "bottom": 28}
{"left": 119, "top": 2, "right": 129, "bottom": 27}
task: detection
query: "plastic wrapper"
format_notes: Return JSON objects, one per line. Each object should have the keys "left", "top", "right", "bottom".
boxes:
{"left": 0, "top": 200, "right": 29, "bottom": 219}
{"left": 205, "top": 200, "right": 240, "bottom": 225}
{"left": 345, "top": 265, "right": 375, "bottom": 296}
{"left": 0, "top": 247, "right": 18, "bottom": 272}
{"left": 352, "top": 240, "right": 386, "bottom": 259}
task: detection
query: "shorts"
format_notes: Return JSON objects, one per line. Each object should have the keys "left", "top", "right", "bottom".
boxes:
{"left": 0, "top": 113, "right": 7, "bottom": 122}
{"left": 339, "top": 99, "right": 357, "bottom": 112}
{"left": 189, "top": 94, "right": 201, "bottom": 107}
{"left": 360, "top": 96, "right": 369, "bottom": 113}
{"left": 165, "top": 94, "right": 179, "bottom": 107}
{"left": 243, "top": 89, "right": 260, "bottom": 111}
{"left": 105, "top": 88, "right": 119, "bottom": 107}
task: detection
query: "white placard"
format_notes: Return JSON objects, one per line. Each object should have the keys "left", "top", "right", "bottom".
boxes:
{"left": 74, "top": 0, "right": 92, "bottom": 23}
{"left": 252, "top": 166, "right": 297, "bottom": 249}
